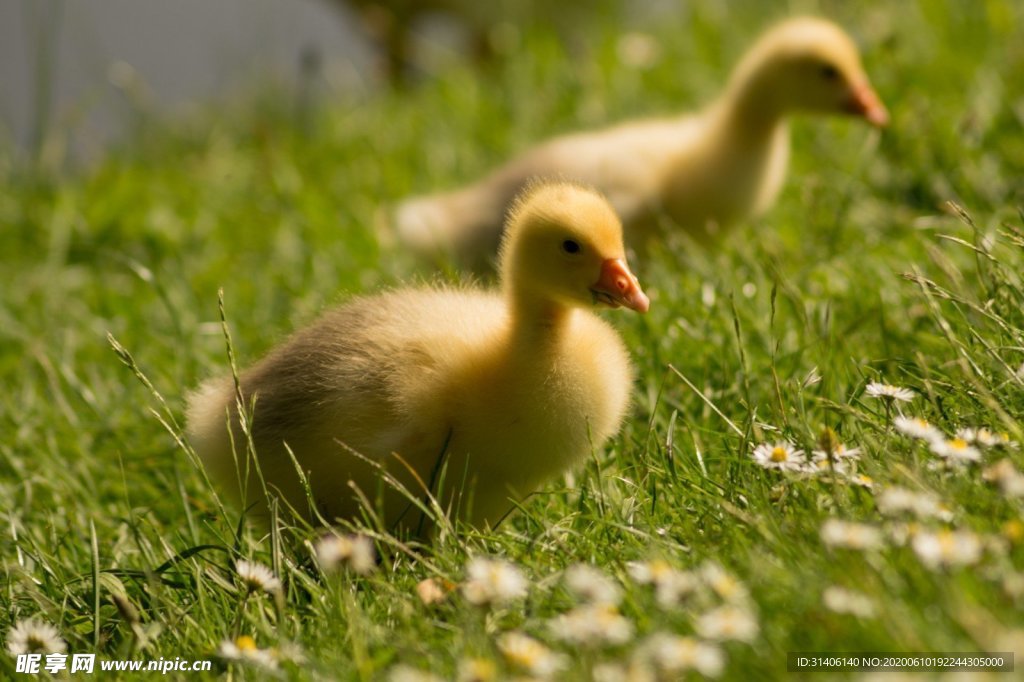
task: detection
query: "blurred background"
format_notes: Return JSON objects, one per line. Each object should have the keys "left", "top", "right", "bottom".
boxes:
{"left": 2, "top": 0, "right": 369, "bottom": 161}
{"left": 2, "top": 0, "right": 1020, "bottom": 342}
{"left": 2, "top": 0, "right": 672, "bottom": 164}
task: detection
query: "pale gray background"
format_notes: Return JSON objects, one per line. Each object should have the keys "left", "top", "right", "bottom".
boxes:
{"left": 0, "top": 0, "right": 374, "bottom": 159}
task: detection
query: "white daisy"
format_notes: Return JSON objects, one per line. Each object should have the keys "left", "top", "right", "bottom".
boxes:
{"left": 456, "top": 657, "right": 497, "bottom": 682}
{"left": 695, "top": 605, "right": 759, "bottom": 643}
{"left": 549, "top": 603, "right": 634, "bottom": 646}
{"left": 820, "top": 519, "right": 884, "bottom": 551}
{"left": 929, "top": 437, "right": 982, "bottom": 463}
{"left": 626, "top": 559, "right": 697, "bottom": 608}
{"left": 849, "top": 473, "right": 875, "bottom": 489}
{"left": 983, "top": 460, "right": 1024, "bottom": 498}
{"left": 876, "top": 487, "right": 953, "bottom": 521}
{"left": 885, "top": 521, "right": 920, "bottom": 547}
{"left": 497, "top": 632, "right": 567, "bottom": 678}
{"left": 274, "top": 641, "right": 307, "bottom": 664}
{"left": 626, "top": 558, "right": 674, "bottom": 585}
{"left": 6, "top": 618, "right": 66, "bottom": 656}
{"left": 217, "top": 635, "right": 279, "bottom": 669}
{"left": 563, "top": 564, "right": 621, "bottom": 606}
{"left": 235, "top": 560, "right": 282, "bottom": 595}
{"left": 315, "top": 534, "right": 376, "bottom": 575}
{"left": 957, "top": 427, "right": 1018, "bottom": 449}
{"left": 812, "top": 442, "right": 861, "bottom": 461}
{"left": 804, "top": 452, "right": 852, "bottom": 475}
{"left": 751, "top": 442, "right": 807, "bottom": 471}
{"left": 868, "top": 378, "right": 917, "bottom": 401}
{"left": 641, "top": 633, "right": 725, "bottom": 677}
{"left": 811, "top": 428, "right": 860, "bottom": 458}
{"left": 1002, "top": 573, "right": 1024, "bottom": 600}
{"left": 416, "top": 577, "right": 454, "bottom": 606}
{"left": 865, "top": 382, "right": 916, "bottom": 402}
{"left": 912, "top": 529, "right": 982, "bottom": 569}
{"left": 822, "top": 586, "right": 876, "bottom": 618}
{"left": 699, "top": 562, "right": 749, "bottom": 604}
{"left": 593, "top": 661, "right": 656, "bottom": 682}
{"left": 388, "top": 665, "right": 443, "bottom": 682}
{"left": 462, "top": 557, "right": 527, "bottom": 606}
{"left": 893, "top": 416, "right": 943, "bottom": 441}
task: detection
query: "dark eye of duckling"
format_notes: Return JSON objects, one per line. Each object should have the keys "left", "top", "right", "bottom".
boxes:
{"left": 820, "top": 64, "right": 840, "bottom": 80}
{"left": 561, "top": 239, "right": 582, "bottom": 254}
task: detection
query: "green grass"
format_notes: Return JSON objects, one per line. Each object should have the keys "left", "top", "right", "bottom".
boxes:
{"left": 3, "top": 0, "right": 1024, "bottom": 679}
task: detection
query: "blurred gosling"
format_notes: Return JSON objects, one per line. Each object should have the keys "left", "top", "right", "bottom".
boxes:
{"left": 395, "top": 16, "right": 888, "bottom": 265}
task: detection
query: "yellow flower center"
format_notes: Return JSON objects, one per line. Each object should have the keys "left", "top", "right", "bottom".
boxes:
{"left": 464, "top": 658, "right": 497, "bottom": 680}
{"left": 771, "top": 447, "right": 788, "bottom": 462}
{"left": 649, "top": 560, "right": 671, "bottom": 580}
{"left": 950, "top": 438, "right": 967, "bottom": 450}
{"left": 235, "top": 636, "right": 257, "bottom": 651}
{"left": 507, "top": 642, "right": 542, "bottom": 667}
{"left": 26, "top": 636, "right": 48, "bottom": 653}
{"left": 1003, "top": 520, "right": 1024, "bottom": 542}
{"left": 715, "top": 577, "right": 739, "bottom": 598}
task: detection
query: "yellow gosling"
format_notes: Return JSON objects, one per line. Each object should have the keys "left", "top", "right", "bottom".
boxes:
{"left": 187, "top": 182, "right": 648, "bottom": 532}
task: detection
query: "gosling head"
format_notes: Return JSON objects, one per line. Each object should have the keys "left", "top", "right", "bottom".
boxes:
{"left": 500, "top": 181, "right": 649, "bottom": 314}
{"left": 732, "top": 17, "right": 888, "bottom": 126}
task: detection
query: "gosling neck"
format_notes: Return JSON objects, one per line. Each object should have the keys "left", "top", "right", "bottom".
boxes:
{"left": 506, "top": 285, "right": 574, "bottom": 347}
{"left": 716, "top": 72, "right": 788, "bottom": 141}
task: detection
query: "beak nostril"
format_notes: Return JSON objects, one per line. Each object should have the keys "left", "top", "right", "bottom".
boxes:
{"left": 593, "top": 258, "right": 648, "bottom": 313}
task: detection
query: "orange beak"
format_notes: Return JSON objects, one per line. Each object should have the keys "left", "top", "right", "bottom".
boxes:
{"left": 846, "top": 80, "right": 889, "bottom": 127}
{"left": 590, "top": 258, "right": 650, "bottom": 313}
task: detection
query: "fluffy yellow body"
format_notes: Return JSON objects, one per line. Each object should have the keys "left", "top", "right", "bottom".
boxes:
{"left": 187, "top": 183, "right": 647, "bottom": 532}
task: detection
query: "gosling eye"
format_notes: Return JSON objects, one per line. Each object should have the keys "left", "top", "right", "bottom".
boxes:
{"left": 561, "top": 239, "right": 582, "bottom": 255}
{"left": 820, "top": 64, "right": 840, "bottom": 81}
